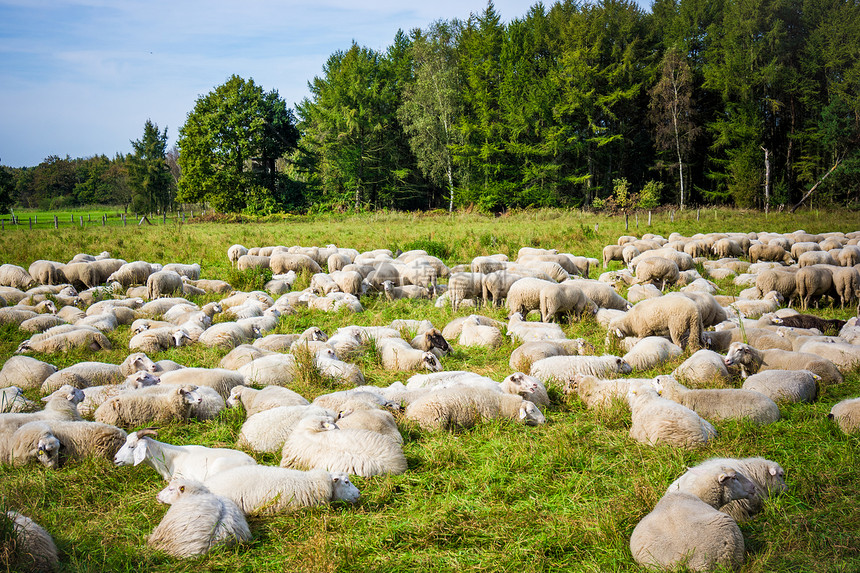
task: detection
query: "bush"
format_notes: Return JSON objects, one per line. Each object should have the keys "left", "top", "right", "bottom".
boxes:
{"left": 638, "top": 181, "right": 664, "bottom": 209}
{"left": 398, "top": 239, "right": 451, "bottom": 261}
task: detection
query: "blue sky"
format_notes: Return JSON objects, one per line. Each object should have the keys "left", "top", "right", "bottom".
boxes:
{"left": 0, "top": 0, "right": 651, "bottom": 168}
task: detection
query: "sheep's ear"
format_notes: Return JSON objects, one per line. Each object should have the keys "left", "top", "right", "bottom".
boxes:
{"left": 717, "top": 472, "right": 733, "bottom": 484}
{"left": 132, "top": 440, "right": 147, "bottom": 466}
{"left": 519, "top": 407, "right": 528, "bottom": 420}
{"left": 768, "top": 466, "right": 778, "bottom": 477}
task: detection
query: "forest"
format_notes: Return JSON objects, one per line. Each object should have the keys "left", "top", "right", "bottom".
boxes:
{"left": 1, "top": 0, "right": 858, "bottom": 214}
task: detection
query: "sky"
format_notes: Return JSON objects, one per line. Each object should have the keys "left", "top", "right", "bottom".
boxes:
{"left": 0, "top": 0, "right": 651, "bottom": 168}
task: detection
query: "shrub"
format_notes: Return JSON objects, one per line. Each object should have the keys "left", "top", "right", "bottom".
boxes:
{"left": 638, "top": 181, "right": 663, "bottom": 209}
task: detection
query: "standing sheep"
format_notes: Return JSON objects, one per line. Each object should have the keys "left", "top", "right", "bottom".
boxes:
{"left": 633, "top": 257, "right": 680, "bottom": 291}
{"left": 608, "top": 295, "right": 704, "bottom": 350}
{"left": 539, "top": 281, "right": 596, "bottom": 322}
{"left": 148, "top": 478, "right": 252, "bottom": 558}
{"left": 146, "top": 270, "right": 184, "bottom": 300}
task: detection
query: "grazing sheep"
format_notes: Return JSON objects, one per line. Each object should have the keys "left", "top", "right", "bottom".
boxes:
{"left": 280, "top": 415, "right": 408, "bottom": 477}
{"left": 146, "top": 270, "right": 184, "bottom": 300}
{"left": 724, "top": 342, "right": 843, "bottom": 384}
{"left": 227, "top": 385, "right": 309, "bottom": 416}
{"left": 530, "top": 355, "right": 632, "bottom": 387}
{"left": 828, "top": 397, "right": 860, "bottom": 433}
{"left": 539, "top": 281, "right": 596, "bottom": 322}
{"left": 237, "top": 254, "right": 270, "bottom": 271}
{"left": 755, "top": 269, "right": 798, "bottom": 306}
{"left": 237, "top": 405, "right": 336, "bottom": 453}
{"left": 106, "top": 261, "right": 156, "bottom": 287}
{"left": 508, "top": 338, "right": 595, "bottom": 371}
{"left": 622, "top": 337, "right": 683, "bottom": 371}
{"left": 204, "top": 466, "right": 359, "bottom": 515}
{"left": 608, "top": 294, "right": 704, "bottom": 350}
{"left": 654, "top": 375, "right": 780, "bottom": 425}
{"left": 750, "top": 243, "right": 794, "bottom": 264}
{"left": 148, "top": 478, "right": 252, "bottom": 558}
{"left": 378, "top": 338, "right": 442, "bottom": 372}
{"left": 681, "top": 291, "right": 728, "bottom": 327}
{"left": 570, "top": 279, "right": 631, "bottom": 311}
{"left": 0, "top": 264, "right": 36, "bottom": 289}
{"left": 627, "top": 386, "right": 717, "bottom": 448}
{"left": 271, "top": 252, "right": 322, "bottom": 275}
{"left": 227, "top": 244, "right": 249, "bottom": 267}
{"left": 3, "top": 511, "right": 59, "bottom": 572}
{"left": 404, "top": 386, "right": 545, "bottom": 431}
{"left": 634, "top": 257, "right": 680, "bottom": 290}
{"left": 562, "top": 374, "right": 652, "bottom": 409}
{"left": 602, "top": 245, "right": 625, "bottom": 268}
{"left": 94, "top": 385, "right": 201, "bottom": 428}
{"left": 27, "top": 260, "right": 66, "bottom": 286}
{"left": 798, "top": 250, "right": 837, "bottom": 267}
{"left": 0, "top": 356, "right": 57, "bottom": 390}
{"left": 11, "top": 419, "right": 127, "bottom": 468}
{"left": 672, "top": 350, "right": 734, "bottom": 387}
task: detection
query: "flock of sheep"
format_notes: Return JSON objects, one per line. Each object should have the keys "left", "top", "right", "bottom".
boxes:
{"left": 0, "top": 228, "right": 859, "bottom": 571}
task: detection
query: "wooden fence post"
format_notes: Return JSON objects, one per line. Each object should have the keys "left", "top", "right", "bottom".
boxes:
{"left": 163, "top": 212, "right": 166, "bottom": 224}
{"left": 102, "top": 214, "right": 106, "bottom": 226}
{"left": 671, "top": 210, "right": 674, "bottom": 222}
{"left": 88, "top": 213, "right": 91, "bottom": 222}
{"left": 34, "top": 215, "right": 37, "bottom": 225}
{"left": 625, "top": 213, "right": 629, "bottom": 231}
{"left": 635, "top": 212, "right": 639, "bottom": 228}
{"left": 54, "top": 215, "right": 58, "bottom": 229}
{"left": 648, "top": 211, "right": 652, "bottom": 226}
{"left": 70, "top": 214, "right": 74, "bottom": 224}
{"left": 696, "top": 209, "right": 700, "bottom": 221}
{"left": 79, "top": 216, "right": 83, "bottom": 228}
{"left": 29, "top": 217, "right": 32, "bottom": 230}
{"left": 123, "top": 214, "right": 126, "bottom": 226}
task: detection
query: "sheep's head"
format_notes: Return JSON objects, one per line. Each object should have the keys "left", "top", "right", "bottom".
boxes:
{"left": 172, "top": 329, "right": 191, "bottom": 348}
{"left": 129, "top": 352, "right": 158, "bottom": 373}
{"left": 716, "top": 468, "right": 759, "bottom": 505}
{"left": 14, "top": 340, "right": 32, "bottom": 354}
{"left": 724, "top": 343, "right": 752, "bottom": 367}
{"left": 44, "top": 385, "right": 85, "bottom": 406}
{"left": 157, "top": 479, "right": 207, "bottom": 505}
{"left": 331, "top": 472, "right": 361, "bottom": 504}
{"left": 178, "top": 385, "right": 202, "bottom": 406}
{"left": 421, "top": 352, "right": 443, "bottom": 372}
{"left": 132, "top": 323, "right": 151, "bottom": 335}
{"left": 297, "top": 415, "right": 338, "bottom": 434}
{"left": 114, "top": 428, "right": 158, "bottom": 467}
{"left": 518, "top": 400, "right": 546, "bottom": 426}
{"left": 34, "top": 434, "right": 61, "bottom": 468}
{"left": 505, "top": 372, "right": 539, "bottom": 393}
{"left": 226, "top": 386, "right": 244, "bottom": 408}
{"left": 615, "top": 357, "right": 633, "bottom": 375}
{"left": 127, "top": 371, "right": 159, "bottom": 389}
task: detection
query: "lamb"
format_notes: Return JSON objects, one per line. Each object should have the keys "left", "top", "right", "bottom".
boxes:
{"left": 1, "top": 386, "right": 37, "bottom": 413}
{"left": 633, "top": 257, "right": 680, "bottom": 290}
{"left": 0, "top": 356, "right": 57, "bottom": 390}
{"left": 672, "top": 349, "right": 734, "bottom": 387}
{"left": 113, "top": 428, "right": 256, "bottom": 481}
{"left": 280, "top": 415, "right": 408, "bottom": 477}
{"left": 148, "top": 478, "right": 252, "bottom": 558}
{"left": 237, "top": 404, "right": 336, "bottom": 453}
{"left": 828, "top": 397, "right": 860, "bottom": 433}
{"left": 457, "top": 315, "right": 505, "bottom": 348}
{"left": 530, "top": 355, "right": 632, "bottom": 387}
{"left": 562, "top": 374, "right": 652, "bottom": 409}
{"left": 667, "top": 457, "right": 787, "bottom": 522}
{"left": 724, "top": 342, "right": 843, "bottom": 384}
{"left": 94, "top": 384, "right": 202, "bottom": 428}
{"left": 404, "top": 387, "right": 546, "bottom": 431}
{"left": 11, "top": 419, "right": 128, "bottom": 468}
{"left": 607, "top": 294, "right": 704, "bottom": 350}
{"left": 654, "top": 375, "right": 780, "bottom": 425}
{"left": 3, "top": 511, "right": 59, "bottom": 573}
{"left": 16, "top": 325, "right": 112, "bottom": 354}
{"left": 508, "top": 338, "right": 595, "bottom": 371}
{"left": 203, "top": 466, "right": 360, "bottom": 515}
{"left": 227, "top": 385, "right": 309, "bottom": 416}
{"left": 378, "top": 337, "right": 442, "bottom": 372}
{"left": 622, "top": 337, "right": 683, "bottom": 371}
{"left": 627, "top": 386, "right": 717, "bottom": 448}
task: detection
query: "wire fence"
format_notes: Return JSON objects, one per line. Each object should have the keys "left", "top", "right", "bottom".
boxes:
{"left": 0, "top": 210, "right": 207, "bottom": 230}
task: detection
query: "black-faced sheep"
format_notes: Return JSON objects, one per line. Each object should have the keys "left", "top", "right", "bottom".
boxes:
{"left": 724, "top": 342, "right": 843, "bottom": 385}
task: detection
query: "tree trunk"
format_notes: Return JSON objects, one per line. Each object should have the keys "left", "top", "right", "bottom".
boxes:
{"left": 790, "top": 158, "right": 842, "bottom": 213}
{"left": 761, "top": 146, "right": 770, "bottom": 214}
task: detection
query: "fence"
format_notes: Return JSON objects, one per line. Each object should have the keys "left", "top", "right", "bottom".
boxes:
{"left": 0, "top": 210, "right": 206, "bottom": 231}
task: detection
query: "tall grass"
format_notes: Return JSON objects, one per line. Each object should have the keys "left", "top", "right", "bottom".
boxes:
{"left": 0, "top": 208, "right": 858, "bottom": 572}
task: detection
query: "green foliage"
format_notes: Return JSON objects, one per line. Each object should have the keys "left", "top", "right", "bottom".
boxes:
{"left": 638, "top": 180, "right": 663, "bottom": 209}
{"left": 128, "top": 120, "right": 173, "bottom": 215}
{"left": 398, "top": 239, "right": 452, "bottom": 261}
{"left": 226, "top": 266, "right": 273, "bottom": 292}
{"left": 0, "top": 164, "right": 14, "bottom": 215}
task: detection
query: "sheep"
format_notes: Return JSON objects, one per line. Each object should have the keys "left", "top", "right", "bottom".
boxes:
{"left": 198, "top": 321, "right": 260, "bottom": 350}
{"left": 203, "top": 466, "right": 359, "bottom": 515}
{"left": 280, "top": 415, "right": 408, "bottom": 477}
{"left": 626, "top": 283, "right": 662, "bottom": 304}
{"left": 796, "top": 340, "right": 860, "bottom": 373}
{"left": 798, "top": 250, "right": 837, "bottom": 267}
{"left": 237, "top": 354, "right": 298, "bottom": 386}
{"left": 94, "top": 384, "right": 202, "bottom": 428}
{"left": 627, "top": 386, "right": 717, "bottom": 448}
{"left": 0, "top": 385, "right": 84, "bottom": 453}
{"left": 795, "top": 265, "right": 833, "bottom": 310}
{"left": 148, "top": 478, "right": 252, "bottom": 558}
{"left": 3, "top": 511, "right": 59, "bottom": 572}
{"left": 457, "top": 315, "right": 504, "bottom": 348}
{"left": 740, "top": 370, "right": 819, "bottom": 404}
{"left": 712, "top": 238, "right": 745, "bottom": 258}
{"left": 314, "top": 348, "right": 365, "bottom": 386}
{"left": 602, "top": 245, "right": 625, "bottom": 268}
{"left": 76, "top": 371, "right": 161, "bottom": 417}
{"left": 538, "top": 281, "right": 596, "bottom": 322}
{"left": 503, "top": 312, "right": 564, "bottom": 343}
{"left": 755, "top": 269, "right": 798, "bottom": 305}
{"left": 828, "top": 397, "right": 860, "bottom": 433}
{"left": 227, "top": 385, "right": 309, "bottom": 416}
{"left": 724, "top": 342, "right": 843, "bottom": 384}
{"left": 404, "top": 386, "right": 545, "bottom": 431}
{"left": 654, "top": 375, "right": 780, "bottom": 425}
{"left": 446, "top": 272, "right": 486, "bottom": 310}
{"left": 830, "top": 266, "right": 860, "bottom": 310}
{"left": 622, "top": 337, "right": 683, "bottom": 371}
{"left": 128, "top": 327, "right": 191, "bottom": 354}
{"left": 0, "top": 264, "right": 36, "bottom": 289}
{"left": 508, "top": 338, "right": 595, "bottom": 371}
{"left": 41, "top": 361, "right": 123, "bottom": 393}
{"left": 570, "top": 279, "right": 631, "bottom": 311}
{"left": 237, "top": 405, "right": 336, "bottom": 453}
{"left": 0, "top": 307, "right": 37, "bottom": 326}
{"left": 333, "top": 399, "right": 402, "bottom": 442}
{"left": 162, "top": 262, "right": 200, "bottom": 280}
{"left": 1, "top": 386, "right": 37, "bottom": 413}
{"left": 158, "top": 367, "right": 246, "bottom": 399}
{"left": 227, "top": 244, "right": 249, "bottom": 267}
{"left": 11, "top": 419, "right": 128, "bottom": 468}
{"left": 106, "top": 261, "right": 156, "bottom": 286}
{"left": 562, "top": 374, "right": 652, "bottom": 409}
{"left": 681, "top": 291, "right": 728, "bottom": 327}
{"left": 17, "top": 325, "right": 112, "bottom": 354}
{"left": 633, "top": 257, "right": 680, "bottom": 291}
{"left": 237, "top": 253, "right": 270, "bottom": 271}
{"left": 145, "top": 270, "right": 184, "bottom": 300}
{"left": 529, "top": 355, "right": 632, "bottom": 388}
{"left": 667, "top": 457, "right": 787, "bottom": 522}
{"left": 378, "top": 337, "right": 442, "bottom": 372}
{"left": 607, "top": 294, "right": 704, "bottom": 350}
{"left": 409, "top": 328, "right": 452, "bottom": 358}
{"left": 113, "top": 428, "right": 256, "bottom": 482}
{"left": 726, "top": 291, "right": 786, "bottom": 319}
{"left": 382, "top": 280, "right": 430, "bottom": 301}
{"left": 0, "top": 356, "right": 57, "bottom": 390}
{"left": 27, "top": 260, "right": 66, "bottom": 285}
{"left": 672, "top": 350, "right": 734, "bottom": 387}
{"left": 750, "top": 243, "right": 794, "bottom": 264}
{"left": 504, "top": 277, "right": 555, "bottom": 317}
{"left": 499, "top": 372, "right": 550, "bottom": 407}
{"left": 271, "top": 252, "right": 322, "bottom": 275}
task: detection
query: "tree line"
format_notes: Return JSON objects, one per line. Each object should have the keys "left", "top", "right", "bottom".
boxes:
{"left": 2, "top": 0, "right": 858, "bottom": 215}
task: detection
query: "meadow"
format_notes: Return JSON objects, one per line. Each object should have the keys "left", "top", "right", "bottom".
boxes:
{"left": 1, "top": 207, "right": 859, "bottom": 572}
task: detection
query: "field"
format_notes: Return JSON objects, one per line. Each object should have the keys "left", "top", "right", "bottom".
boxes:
{"left": 1, "top": 207, "right": 859, "bottom": 572}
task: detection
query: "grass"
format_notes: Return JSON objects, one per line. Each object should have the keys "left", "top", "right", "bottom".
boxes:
{"left": 1, "top": 207, "right": 859, "bottom": 572}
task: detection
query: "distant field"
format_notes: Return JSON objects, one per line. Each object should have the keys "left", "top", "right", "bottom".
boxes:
{"left": 1, "top": 208, "right": 859, "bottom": 572}
{"left": 1, "top": 206, "right": 200, "bottom": 230}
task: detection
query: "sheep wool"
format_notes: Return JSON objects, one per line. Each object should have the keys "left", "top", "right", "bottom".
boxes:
{"left": 94, "top": 385, "right": 201, "bottom": 428}
{"left": 654, "top": 375, "right": 781, "bottom": 425}
{"left": 4, "top": 511, "right": 59, "bottom": 573}
{"left": 11, "top": 419, "right": 128, "bottom": 468}
{"left": 741, "top": 370, "right": 819, "bottom": 403}
{"left": 529, "top": 355, "right": 632, "bottom": 387}
{"left": 404, "top": 386, "right": 546, "bottom": 431}
{"left": 627, "top": 387, "right": 717, "bottom": 448}
{"left": 829, "top": 397, "right": 860, "bottom": 433}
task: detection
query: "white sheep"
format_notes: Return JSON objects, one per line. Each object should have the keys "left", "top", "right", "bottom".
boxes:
{"left": 828, "top": 397, "right": 860, "bottom": 433}
{"left": 404, "top": 386, "right": 546, "bottom": 431}
{"left": 113, "top": 428, "right": 257, "bottom": 481}
{"left": 457, "top": 315, "right": 505, "bottom": 348}
{"left": 145, "top": 270, "right": 184, "bottom": 300}
{"left": 198, "top": 321, "right": 260, "bottom": 350}
{"left": 128, "top": 327, "right": 191, "bottom": 354}
{"left": 0, "top": 385, "right": 84, "bottom": 449}
{"left": 727, "top": 290, "right": 785, "bottom": 319}
{"left": 724, "top": 342, "right": 843, "bottom": 384}
{"left": 0, "top": 264, "right": 36, "bottom": 289}
{"left": 608, "top": 294, "right": 704, "bottom": 350}
{"left": 653, "top": 375, "right": 780, "bottom": 425}
{"left": 508, "top": 338, "right": 595, "bottom": 371}
{"left": 0, "top": 356, "right": 57, "bottom": 391}
{"left": 0, "top": 386, "right": 37, "bottom": 413}
{"left": 227, "top": 385, "right": 309, "bottom": 416}
{"left": 622, "top": 336, "right": 683, "bottom": 371}
{"left": 11, "top": 419, "right": 128, "bottom": 468}
{"left": 314, "top": 348, "right": 365, "bottom": 386}
{"left": 538, "top": 281, "right": 596, "bottom": 322}
{"left": 741, "top": 370, "right": 819, "bottom": 403}
{"left": 40, "top": 360, "right": 123, "bottom": 393}
{"left": 505, "top": 312, "right": 566, "bottom": 342}
{"left": 76, "top": 371, "right": 161, "bottom": 417}
{"left": 796, "top": 339, "right": 860, "bottom": 373}
{"left": 500, "top": 372, "right": 550, "bottom": 407}
{"left": 157, "top": 367, "right": 247, "bottom": 399}
{"left": 3, "top": 511, "right": 59, "bottom": 572}
{"left": 671, "top": 349, "right": 735, "bottom": 387}
{"left": 633, "top": 257, "right": 680, "bottom": 290}
{"left": 378, "top": 337, "right": 442, "bottom": 372}
{"left": 529, "top": 355, "right": 632, "bottom": 387}
{"left": 203, "top": 466, "right": 360, "bottom": 515}
{"left": 506, "top": 277, "right": 556, "bottom": 316}
{"left": 17, "top": 325, "right": 112, "bottom": 354}
{"left": 280, "top": 415, "right": 408, "bottom": 477}
{"left": 227, "top": 244, "right": 249, "bottom": 267}
{"left": 627, "top": 386, "right": 717, "bottom": 448}
{"left": 334, "top": 398, "right": 403, "bottom": 442}
{"left": 148, "top": 478, "right": 252, "bottom": 558}
{"left": 562, "top": 374, "right": 652, "bottom": 409}
{"left": 237, "top": 404, "right": 336, "bottom": 453}
{"left": 93, "top": 384, "right": 202, "bottom": 428}
{"left": 237, "top": 354, "right": 298, "bottom": 386}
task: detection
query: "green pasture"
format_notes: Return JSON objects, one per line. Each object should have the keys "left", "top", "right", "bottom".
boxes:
{"left": 1, "top": 208, "right": 858, "bottom": 572}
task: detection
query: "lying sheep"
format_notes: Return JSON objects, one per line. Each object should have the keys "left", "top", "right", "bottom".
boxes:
{"left": 94, "top": 385, "right": 202, "bottom": 428}
{"left": 508, "top": 338, "right": 595, "bottom": 371}
{"left": 626, "top": 283, "right": 662, "bottom": 304}
{"left": 129, "top": 327, "right": 191, "bottom": 354}
{"left": 563, "top": 374, "right": 652, "bottom": 410}
{"left": 227, "top": 385, "right": 309, "bottom": 416}
{"left": 315, "top": 348, "right": 365, "bottom": 386}
{"left": 506, "top": 312, "right": 566, "bottom": 343}
{"left": 11, "top": 419, "right": 128, "bottom": 468}
{"left": 0, "top": 386, "right": 84, "bottom": 449}
{"left": 17, "top": 325, "right": 112, "bottom": 354}
{"left": 40, "top": 360, "right": 123, "bottom": 393}
{"left": 530, "top": 355, "right": 632, "bottom": 387}
{"left": 0, "top": 357, "right": 57, "bottom": 391}
{"left": 458, "top": 315, "right": 504, "bottom": 348}
{"left": 404, "top": 386, "right": 546, "bottom": 431}
{"left": 500, "top": 373, "right": 550, "bottom": 407}
{"left": 237, "top": 354, "right": 298, "bottom": 387}
{"left": 148, "top": 478, "right": 252, "bottom": 558}
{"left": 796, "top": 339, "right": 860, "bottom": 373}
{"left": 280, "top": 415, "right": 408, "bottom": 477}
{"left": 220, "top": 344, "right": 275, "bottom": 370}
{"left": 672, "top": 349, "right": 734, "bottom": 387}
{"left": 828, "top": 397, "right": 860, "bottom": 433}
{"left": 334, "top": 399, "right": 402, "bottom": 442}
{"left": 654, "top": 375, "right": 780, "bottom": 425}
{"left": 76, "top": 371, "right": 160, "bottom": 417}
{"left": 622, "top": 337, "right": 683, "bottom": 371}
{"left": 409, "top": 328, "right": 451, "bottom": 358}
{"left": 237, "top": 404, "right": 336, "bottom": 453}
{"left": 158, "top": 367, "right": 247, "bottom": 399}
{"left": 378, "top": 338, "right": 442, "bottom": 372}
{"left": 204, "top": 466, "right": 359, "bottom": 515}
{"left": 627, "top": 386, "right": 717, "bottom": 448}
{"left": 3, "top": 511, "right": 59, "bottom": 572}
{"left": 741, "top": 370, "right": 819, "bottom": 403}
{"left": 608, "top": 294, "right": 704, "bottom": 350}
{"left": 724, "top": 342, "right": 843, "bottom": 385}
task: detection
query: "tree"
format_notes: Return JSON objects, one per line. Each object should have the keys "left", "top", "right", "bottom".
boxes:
{"left": 128, "top": 120, "right": 173, "bottom": 214}
{"left": 177, "top": 75, "right": 299, "bottom": 213}
{"left": 0, "top": 161, "right": 14, "bottom": 214}
{"left": 649, "top": 46, "right": 699, "bottom": 209}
